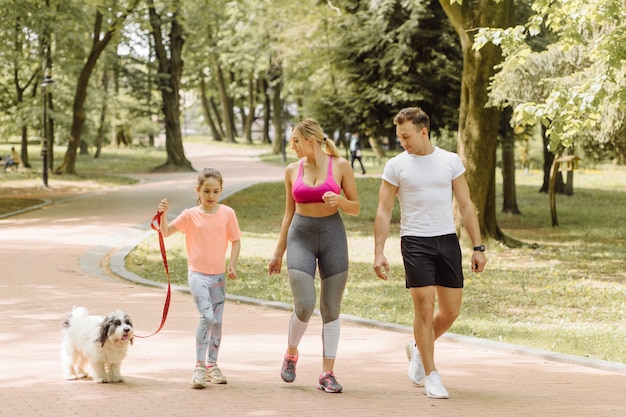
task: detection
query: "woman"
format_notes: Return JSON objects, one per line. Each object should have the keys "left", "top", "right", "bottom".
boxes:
{"left": 268, "top": 118, "right": 360, "bottom": 393}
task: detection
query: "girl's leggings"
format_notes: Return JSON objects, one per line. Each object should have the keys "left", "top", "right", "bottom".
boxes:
{"left": 188, "top": 271, "right": 225, "bottom": 364}
{"left": 286, "top": 212, "right": 349, "bottom": 359}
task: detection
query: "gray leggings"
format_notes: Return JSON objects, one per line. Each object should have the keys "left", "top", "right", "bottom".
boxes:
{"left": 286, "top": 213, "right": 349, "bottom": 358}
{"left": 188, "top": 271, "right": 225, "bottom": 364}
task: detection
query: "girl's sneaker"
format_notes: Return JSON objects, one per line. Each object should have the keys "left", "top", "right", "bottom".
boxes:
{"left": 206, "top": 365, "right": 228, "bottom": 384}
{"left": 317, "top": 371, "right": 343, "bottom": 393}
{"left": 190, "top": 366, "right": 206, "bottom": 389}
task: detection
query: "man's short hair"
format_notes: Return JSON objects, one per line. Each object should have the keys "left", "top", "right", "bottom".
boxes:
{"left": 393, "top": 107, "right": 430, "bottom": 132}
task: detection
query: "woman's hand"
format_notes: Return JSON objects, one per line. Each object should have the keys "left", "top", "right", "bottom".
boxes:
{"left": 322, "top": 191, "right": 340, "bottom": 207}
{"left": 268, "top": 256, "right": 282, "bottom": 276}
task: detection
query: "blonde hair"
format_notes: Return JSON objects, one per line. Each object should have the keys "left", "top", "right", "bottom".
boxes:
{"left": 293, "top": 118, "right": 339, "bottom": 158}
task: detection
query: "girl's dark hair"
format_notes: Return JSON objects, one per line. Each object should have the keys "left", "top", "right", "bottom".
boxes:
{"left": 393, "top": 107, "right": 430, "bottom": 133}
{"left": 196, "top": 167, "right": 223, "bottom": 205}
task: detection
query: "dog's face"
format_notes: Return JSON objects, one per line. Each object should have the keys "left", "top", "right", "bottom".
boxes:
{"left": 98, "top": 311, "right": 134, "bottom": 347}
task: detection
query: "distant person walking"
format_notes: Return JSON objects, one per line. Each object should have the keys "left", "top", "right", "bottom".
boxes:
{"left": 157, "top": 167, "right": 241, "bottom": 389}
{"left": 373, "top": 107, "right": 486, "bottom": 399}
{"left": 349, "top": 132, "right": 366, "bottom": 175}
{"left": 268, "top": 118, "right": 360, "bottom": 393}
{"left": 3, "top": 147, "right": 21, "bottom": 172}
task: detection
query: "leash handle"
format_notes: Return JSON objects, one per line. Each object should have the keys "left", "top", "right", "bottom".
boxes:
{"left": 136, "top": 211, "right": 171, "bottom": 338}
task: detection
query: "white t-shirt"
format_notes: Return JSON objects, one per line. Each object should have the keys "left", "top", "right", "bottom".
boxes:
{"left": 382, "top": 147, "right": 465, "bottom": 237}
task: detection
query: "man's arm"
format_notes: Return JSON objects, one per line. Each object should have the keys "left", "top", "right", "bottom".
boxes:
{"left": 373, "top": 180, "right": 398, "bottom": 280}
{"left": 452, "top": 175, "right": 486, "bottom": 272}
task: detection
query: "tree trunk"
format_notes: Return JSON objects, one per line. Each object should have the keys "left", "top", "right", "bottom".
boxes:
{"left": 209, "top": 97, "right": 226, "bottom": 141}
{"left": 540, "top": 126, "right": 564, "bottom": 194}
{"left": 368, "top": 137, "right": 386, "bottom": 161}
{"left": 12, "top": 26, "right": 36, "bottom": 169}
{"left": 501, "top": 109, "right": 521, "bottom": 214}
{"left": 242, "top": 77, "right": 255, "bottom": 143}
{"left": 115, "top": 125, "right": 129, "bottom": 147}
{"left": 199, "top": 77, "right": 221, "bottom": 141}
{"left": 20, "top": 126, "right": 30, "bottom": 168}
{"left": 56, "top": 16, "right": 110, "bottom": 174}
{"left": 565, "top": 170, "right": 574, "bottom": 196}
{"left": 94, "top": 73, "right": 109, "bottom": 159}
{"left": 56, "top": 2, "right": 138, "bottom": 174}
{"left": 270, "top": 81, "right": 284, "bottom": 158}
{"left": 440, "top": 0, "right": 515, "bottom": 243}
{"left": 215, "top": 64, "right": 235, "bottom": 143}
{"left": 456, "top": 52, "right": 502, "bottom": 240}
{"left": 261, "top": 78, "right": 271, "bottom": 144}
{"left": 564, "top": 147, "right": 575, "bottom": 196}
{"left": 149, "top": 1, "right": 193, "bottom": 171}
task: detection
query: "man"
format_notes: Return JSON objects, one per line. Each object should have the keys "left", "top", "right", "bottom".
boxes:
{"left": 373, "top": 107, "right": 486, "bottom": 399}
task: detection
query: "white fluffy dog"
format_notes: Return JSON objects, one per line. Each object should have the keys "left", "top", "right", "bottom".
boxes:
{"left": 61, "top": 306, "right": 134, "bottom": 383}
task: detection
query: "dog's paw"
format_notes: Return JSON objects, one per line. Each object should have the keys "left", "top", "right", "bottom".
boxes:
{"left": 65, "top": 373, "right": 91, "bottom": 381}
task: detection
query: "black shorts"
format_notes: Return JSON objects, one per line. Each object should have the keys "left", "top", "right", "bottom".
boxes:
{"left": 400, "top": 234, "right": 464, "bottom": 289}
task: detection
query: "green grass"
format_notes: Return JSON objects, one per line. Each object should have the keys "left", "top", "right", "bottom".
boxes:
{"left": 126, "top": 164, "right": 626, "bottom": 364}
{"left": 0, "top": 143, "right": 166, "bottom": 187}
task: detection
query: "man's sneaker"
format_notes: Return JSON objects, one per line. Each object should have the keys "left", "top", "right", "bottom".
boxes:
{"left": 281, "top": 353, "right": 298, "bottom": 383}
{"left": 317, "top": 371, "right": 343, "bottom": 393}
{"left": 405, "top": 341, "right": 425, "bottom": 386}
{"left": 190, "top": 366, "right": 206, "bottom": 389}
{"left": 206, "top": 365, "right": 228, "bottom": 384}
{"left": 423, "top": 371, "right": 449, "bottom": 399}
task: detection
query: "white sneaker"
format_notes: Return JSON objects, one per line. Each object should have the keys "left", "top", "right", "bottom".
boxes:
{"left": 423, "top": 371, "right": 449, "bottom": 399}
{"left": 206, "top": 365, "right": 228, "bottom": 384}
{"left": 405, "top": 341, "right": 425, "bottom": 386}
{"left": 190, "top": 366, "right": 207, "bottom": 389}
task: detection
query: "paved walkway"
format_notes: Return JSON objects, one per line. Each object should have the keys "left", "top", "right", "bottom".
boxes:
{"left": 1, "top": 143, "right": 625, "bottom": 417}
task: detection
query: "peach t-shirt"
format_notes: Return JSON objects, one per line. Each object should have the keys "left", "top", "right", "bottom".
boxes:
{"left": 170, "top": 205, "right": 241, "bottom": 275}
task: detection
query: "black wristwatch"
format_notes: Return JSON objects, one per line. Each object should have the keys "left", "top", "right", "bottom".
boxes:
{"left": 473, "top": 245, "right": 486, "bottom": 252}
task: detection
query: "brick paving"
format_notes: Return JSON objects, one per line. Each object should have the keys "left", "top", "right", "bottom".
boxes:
{"left": 1, "top": 143, "right": 625, "bottom": 417}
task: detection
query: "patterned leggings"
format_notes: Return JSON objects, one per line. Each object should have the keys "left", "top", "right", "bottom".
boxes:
{"left": 188, "top": 271, "right": 225, "bottom": 363}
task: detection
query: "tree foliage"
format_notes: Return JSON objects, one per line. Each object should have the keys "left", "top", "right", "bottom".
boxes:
{"left": 476, "top": 0, "right": 626, "bottom": 162}
{"left": 297, "top": 0, "right": 463, "bottom": 141}
{"left": 56, "top": 0, "right": 140, "bottom": 175}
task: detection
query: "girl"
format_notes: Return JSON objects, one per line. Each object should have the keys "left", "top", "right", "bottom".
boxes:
{"left": 157, "top": 167, "right": 241, "bottom": 389}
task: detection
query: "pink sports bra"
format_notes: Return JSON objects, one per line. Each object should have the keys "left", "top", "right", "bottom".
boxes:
{"left": 291, "top": 156, "right": 341, "bottom": 204}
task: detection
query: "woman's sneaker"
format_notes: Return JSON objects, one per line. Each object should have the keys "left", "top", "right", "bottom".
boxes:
{"left": 206, "top": 365, "right": 227, "bottom": 384}
{"left": 405, "top": 341, "right": 425, "bottom": 386}
{"left": 317, "top": 371, "right": 343, "bottom": 393}
{"left": 281, "top": 353, "right": 298, "bottom": 383}
{"left": 190, "top": 366, "right": 207, "bottom": 389}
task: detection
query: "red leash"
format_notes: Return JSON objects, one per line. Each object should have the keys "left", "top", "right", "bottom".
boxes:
{"left": 135, "top": 211, "right": 172, "bottom": 338}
